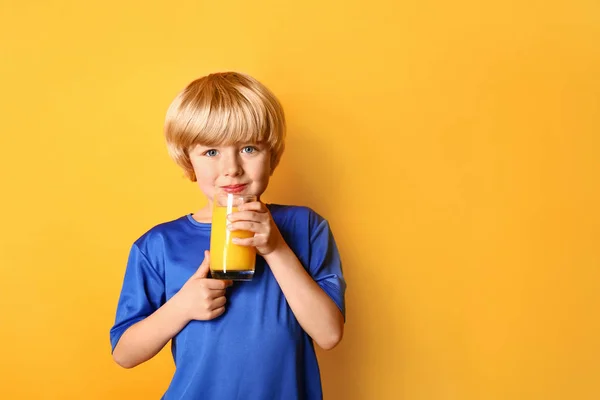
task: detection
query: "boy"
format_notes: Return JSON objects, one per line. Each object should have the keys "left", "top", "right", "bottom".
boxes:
{"left": 110, "top": 72, "right": 346, "bottom": 399}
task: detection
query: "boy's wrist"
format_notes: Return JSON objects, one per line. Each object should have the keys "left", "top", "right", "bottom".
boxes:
{"left": 263, "top": 242, "right": 293, "bottom": 268}
{"left": 167, "top": 293, "right": 193, "bottom": 325}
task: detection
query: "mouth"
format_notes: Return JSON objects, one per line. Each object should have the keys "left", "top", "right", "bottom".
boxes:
{"left": 220, "top": 184, "right": 248, "bottom": 194}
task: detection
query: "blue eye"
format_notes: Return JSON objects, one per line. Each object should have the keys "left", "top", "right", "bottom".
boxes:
{"left": 204, "top": 149, "right": 218, "bottom": 157}
{"left": 242, "top": 146, "right": 256, "bottom": 154}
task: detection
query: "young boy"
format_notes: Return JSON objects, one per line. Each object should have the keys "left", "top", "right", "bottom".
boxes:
{"left": 110, "top": 72, "right": 346, "bottom": 399}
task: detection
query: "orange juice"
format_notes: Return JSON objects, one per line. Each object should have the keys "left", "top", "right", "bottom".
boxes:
{"left": 210, "top": 205, "right": 256, "bottom": 280}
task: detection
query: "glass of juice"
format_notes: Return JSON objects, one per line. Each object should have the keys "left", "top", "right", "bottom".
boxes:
{"left": 209, "top": 192, "right": 257, "bottom": 281}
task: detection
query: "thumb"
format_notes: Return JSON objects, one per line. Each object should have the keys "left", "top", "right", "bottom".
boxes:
{"left": 192, "top": 250, "right": 211, "bottom": 279}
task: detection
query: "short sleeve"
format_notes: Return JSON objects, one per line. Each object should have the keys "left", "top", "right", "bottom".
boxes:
{"left": 309, "top": 217, "right": 347, "bottom": 321}
{"left": 109, "top": 243, "right": 166, "bottom": 352}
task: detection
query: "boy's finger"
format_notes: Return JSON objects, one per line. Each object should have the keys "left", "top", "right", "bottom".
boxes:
{"left": 208, "top": 289, "right": 227, "bottom": 298}
{"left": 237, "top": 201, "right": 266, "bottom": 212}
{"left": 192, "top": 250, "right": 211, "bottom": 279}
{"left": 228, "top": 221, "right": 262, "bottom": 233}
{"left": 231, "top": 237, "right": 255, "bottom": 247}
{"left": 227, "top": 211, "right": 263, "bottom": 223}
{"left": 204, "top": 279, "right": 233, "bottom": 289}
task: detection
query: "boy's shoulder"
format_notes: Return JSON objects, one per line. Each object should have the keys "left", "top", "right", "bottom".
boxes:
{"left": 132, "top": 214, "right": 193, "bottom": 247}
{"left": 268, "top": 203, "right": 328, "bottom": 227}
{"left": 269, "top": 203, "right": 316, "bottom": 216}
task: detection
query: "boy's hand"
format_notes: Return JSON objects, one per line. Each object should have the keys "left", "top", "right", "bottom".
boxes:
{"left": 228, "top": 202, "right": 285, "bottom": 256}
{"left": 174, "top": 251, "right": 232, "bottom": 321}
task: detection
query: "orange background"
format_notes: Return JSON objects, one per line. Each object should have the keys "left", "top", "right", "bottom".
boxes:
{"left": 1, "top": 1, "right": 599, "bottom": 399}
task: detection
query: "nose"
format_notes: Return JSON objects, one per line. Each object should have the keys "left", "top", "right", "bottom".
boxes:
{"left": 221, "top": 151, "right": 243, "bottom": 177}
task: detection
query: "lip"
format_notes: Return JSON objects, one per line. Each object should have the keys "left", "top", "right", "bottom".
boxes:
{"left": 220, "top": 184, "right": 248, "bottom": 194}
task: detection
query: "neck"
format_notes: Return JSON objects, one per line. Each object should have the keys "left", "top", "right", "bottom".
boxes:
{"left": 192, "top": 205, "right": 212, "bottom": 223}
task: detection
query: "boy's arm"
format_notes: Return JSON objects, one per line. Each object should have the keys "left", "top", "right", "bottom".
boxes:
{"left": 113, "top": 251, "right": 231, "bottom": 368}
{"left": 229, "top": 203, "right": 345, "bottom": 350}
{"left": 264, "top": 246, "right": 345, "bottom": 350}
{"left": 112, "top": 295, "right": 189, "bottom": 368}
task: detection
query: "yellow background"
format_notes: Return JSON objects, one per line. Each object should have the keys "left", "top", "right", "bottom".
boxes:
{"left": 1, "top": 1, "right": 598, "bottom": 399}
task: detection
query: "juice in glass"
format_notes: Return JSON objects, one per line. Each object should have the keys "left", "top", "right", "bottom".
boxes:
{"left": 209, "top": 193, "right": 256, "bottom": 280}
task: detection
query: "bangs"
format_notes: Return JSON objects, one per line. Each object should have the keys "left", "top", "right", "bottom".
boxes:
{"left": 190, "top": 88, "right": 274, "bottom": 148}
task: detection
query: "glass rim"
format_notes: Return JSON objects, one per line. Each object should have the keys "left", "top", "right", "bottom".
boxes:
{"left": 214, "top": 192, "right": 257, "bottom": 201}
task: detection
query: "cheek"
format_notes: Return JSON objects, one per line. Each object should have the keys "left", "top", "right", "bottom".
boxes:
{"left": 196, "top": 169, "right": 216, "bottom": 185}
{"left": 254, "top": 161, "right": 272, "bottom": 190}
{"left": 195, "top": 172, "right": 217, "bottom": 198}
{"left": 191, "top": 161, "right": 216, "bottom": 185}
{"left": 251, "top": 162, "right": 270, "bottom": 182}
{"left": 254, "top": 155, "right": 271, "bottom": 178}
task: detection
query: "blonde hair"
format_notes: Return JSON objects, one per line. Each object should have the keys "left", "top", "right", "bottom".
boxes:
{"left": 164, "top": 72, "right": 286, "bottom": 181}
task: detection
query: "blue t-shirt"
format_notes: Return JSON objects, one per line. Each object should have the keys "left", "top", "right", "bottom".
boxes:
{"left": 110, "top": 204, "right": 346, "bottom": 399}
